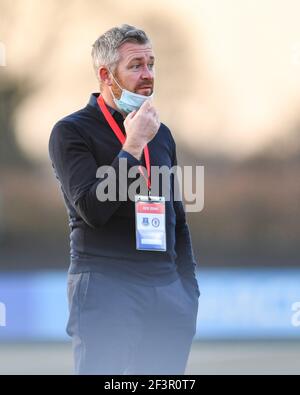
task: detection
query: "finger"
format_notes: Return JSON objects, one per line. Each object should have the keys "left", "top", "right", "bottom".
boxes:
{"left": 125, "top": 110, "right": 137, "bottom": 120}
{"left": 139, "top": 99, "right": 152, "bottom": 112}
{"left": 148, "top": 107, "right": 157, "bottom": 116}
{"left": 148, "top": 107, "right": 158, "bottom": 119}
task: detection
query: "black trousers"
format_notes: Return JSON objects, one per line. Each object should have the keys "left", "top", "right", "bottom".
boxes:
{"left": 66, "top": 271, "right": 199, "bottom": 375}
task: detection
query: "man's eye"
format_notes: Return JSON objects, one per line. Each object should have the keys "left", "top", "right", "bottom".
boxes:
{"left": 130, "top": 64, "right": 154, "bottom": 70}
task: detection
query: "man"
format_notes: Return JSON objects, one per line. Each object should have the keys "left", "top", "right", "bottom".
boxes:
{"left": 49, "top": 24, "right": 200, "bottom": 375}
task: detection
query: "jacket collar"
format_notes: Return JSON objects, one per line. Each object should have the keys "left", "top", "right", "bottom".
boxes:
{"left": 88, "top": 92, "right": 117, "bottom": 116}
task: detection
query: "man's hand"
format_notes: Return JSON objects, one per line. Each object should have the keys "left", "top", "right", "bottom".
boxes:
{"left": 123, "top": 99, "right": 160, "bottom": 160}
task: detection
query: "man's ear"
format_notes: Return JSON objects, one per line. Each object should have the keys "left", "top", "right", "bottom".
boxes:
{"left": 99, "top": 67, "right": 112, "bottom": 86}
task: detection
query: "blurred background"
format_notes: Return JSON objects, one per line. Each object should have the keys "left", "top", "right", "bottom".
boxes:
{"left": 0, "top": 0, "right": 300, "bottom": 374}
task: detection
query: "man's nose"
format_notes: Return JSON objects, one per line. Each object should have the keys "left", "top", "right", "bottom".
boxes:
{"left": 141, "top": 65, "right": 154, "bottom": 80}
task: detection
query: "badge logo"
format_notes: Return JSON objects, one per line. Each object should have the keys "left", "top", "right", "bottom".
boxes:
{"left": 152, "top": 218, "right": 160, "bottom": 228}
{"left": 142, "top": 217, "right": 149, "bottom": 226}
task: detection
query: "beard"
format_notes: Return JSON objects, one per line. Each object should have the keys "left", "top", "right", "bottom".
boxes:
{"left": 111, "top": 71, "right": 154, "bottom": 98}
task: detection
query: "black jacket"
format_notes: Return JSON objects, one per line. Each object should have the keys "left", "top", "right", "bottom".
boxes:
{"left": 48, "top": 93, "right": 198, "bottom": 286}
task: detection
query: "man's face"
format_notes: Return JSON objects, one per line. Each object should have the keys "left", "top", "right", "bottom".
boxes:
{"left": 111, "top": 42, "right": 155, "bottom": 99}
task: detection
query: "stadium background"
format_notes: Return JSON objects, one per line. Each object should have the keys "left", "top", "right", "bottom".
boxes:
{"left": 0, "top": 0, "right": 299, "bottom": 374}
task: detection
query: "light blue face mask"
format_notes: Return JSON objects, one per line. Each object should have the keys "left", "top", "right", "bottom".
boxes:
{"left": 109, "top": 72, "right": 154, "bottom": 114}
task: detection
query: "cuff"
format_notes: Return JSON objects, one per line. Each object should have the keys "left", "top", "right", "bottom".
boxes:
{"left": 118, "top": 149, "right": 141, "bottom": 167}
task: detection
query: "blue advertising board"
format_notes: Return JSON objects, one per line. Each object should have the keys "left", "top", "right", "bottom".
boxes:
{"left": 0, "top": 269, "right": 299, "bottom": 341}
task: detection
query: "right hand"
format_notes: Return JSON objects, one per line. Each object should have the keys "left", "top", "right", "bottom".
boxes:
{"left": 123, "top": 99, "right": 160, "bottom": 160}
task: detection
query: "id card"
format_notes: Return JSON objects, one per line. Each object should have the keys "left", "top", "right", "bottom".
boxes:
{"left": 135, "top": 195, "right": 167, "bottom": 252}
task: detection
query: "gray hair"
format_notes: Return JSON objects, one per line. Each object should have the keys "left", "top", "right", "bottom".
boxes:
{"left": 91, "top": 24, "right": 151, "bottom": 83}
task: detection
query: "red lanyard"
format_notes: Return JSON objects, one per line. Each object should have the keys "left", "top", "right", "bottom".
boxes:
{"left": 97, "top": 95, "right": 151, "bottom": 191}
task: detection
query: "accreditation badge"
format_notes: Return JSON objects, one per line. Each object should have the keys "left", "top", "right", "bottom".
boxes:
{"left": 135, "top": 195, "right": 167, "bottom": 252}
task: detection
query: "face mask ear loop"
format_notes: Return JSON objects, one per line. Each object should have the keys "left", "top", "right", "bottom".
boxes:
{"left": 108, "top": 86, "right": 116, "bottom": 101}
{"left": 108, "top": 68, "right": 123, "bottom": 91}
{"left": 107, "top": 68, "right": 123, "bottom": 105}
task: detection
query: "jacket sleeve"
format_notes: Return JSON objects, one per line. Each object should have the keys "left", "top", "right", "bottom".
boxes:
{"left": 171, "top": 141, "right": 200, "bottom": 295}
{"left": 48, "top": 120, "right": 140, "bottom": 228}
